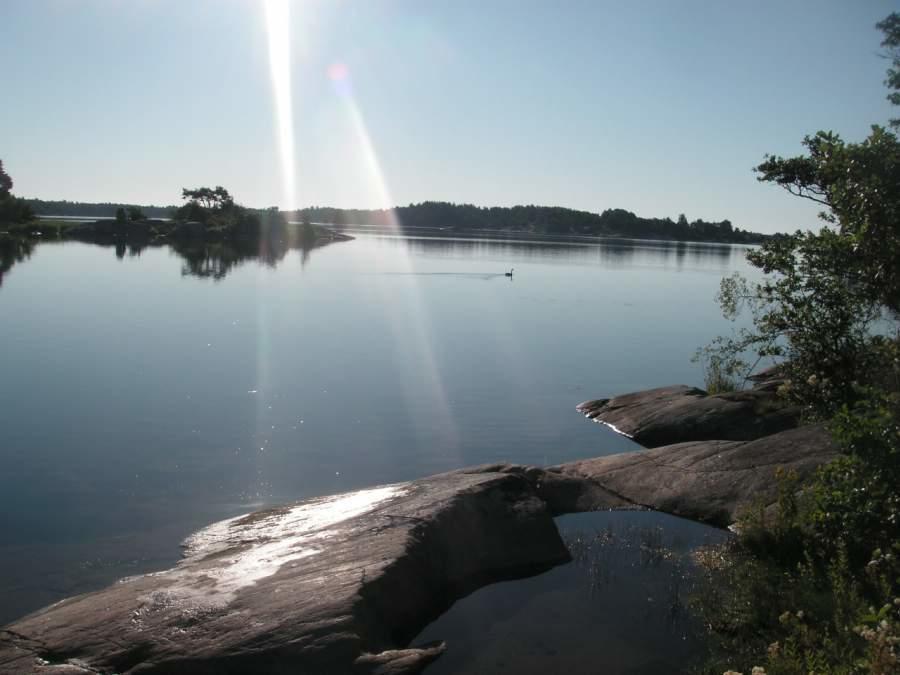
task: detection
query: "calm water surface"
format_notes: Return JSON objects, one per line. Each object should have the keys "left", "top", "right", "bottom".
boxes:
{"left": 418, "top": 510, "right": 729, "bottom": 674}
{"left": 0, "top": 233, "right": 751, "bottom": 664}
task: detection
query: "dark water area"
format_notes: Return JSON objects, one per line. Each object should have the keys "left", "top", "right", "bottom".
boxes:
{"left": 0, "top": 232, "right": 752, "bottom": 665}
{"left": 417, "top": 511, "right": 730, "bottom": 674}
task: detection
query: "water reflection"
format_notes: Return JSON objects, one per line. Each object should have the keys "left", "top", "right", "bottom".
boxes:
{"left": 0, "top": 236, "right": 35, "bottom": 287}
{"left": 417, "top": 511, "right": 730, "bottom": 674}
{"left": 0, "top": 232, "right": 744, "bottom": 289}
{"left": 0, "top": 232, "right": 339, "bottom": 287}
{"left": 372, "top": 234, "right": 739, "bottom": 272}
{"left": 171, "top": 237, "right": 301, "bottom": 280}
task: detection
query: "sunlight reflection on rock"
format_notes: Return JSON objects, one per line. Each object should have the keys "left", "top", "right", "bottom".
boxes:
{"left": 136, "top": 485, "right": 406, "bottom": 611}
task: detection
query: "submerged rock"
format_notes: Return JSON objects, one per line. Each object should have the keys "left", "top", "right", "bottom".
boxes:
{"left": 576, "top": 383, "right": 799, "bottom": 447}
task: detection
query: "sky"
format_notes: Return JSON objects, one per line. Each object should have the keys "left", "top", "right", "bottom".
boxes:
{"left": 2, "top": 0, "right": 898, "bottom": 233}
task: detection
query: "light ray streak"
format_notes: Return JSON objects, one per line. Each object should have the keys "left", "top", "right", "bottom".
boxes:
{"left": 253, "top": 0, "right": 295, "bottom": 500}
{"left": 264, "top": 0, "right": 297, "bottom": 212}
{"left": 329, "top": 63, "right": 459, "bottom": 453}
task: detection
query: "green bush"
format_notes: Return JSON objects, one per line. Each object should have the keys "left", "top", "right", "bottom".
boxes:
{"left": 693, "top": 350, "right": 742, "bottom": 394}
{"left": 695, "top": 395, "right": 900, "bottom": 674}
{"left": 694, "top": 14, "right": 900, "bottom": 674}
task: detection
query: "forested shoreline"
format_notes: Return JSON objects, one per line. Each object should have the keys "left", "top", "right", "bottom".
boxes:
{"left": 21, "top": 198, "right": 769, "bottom": 243}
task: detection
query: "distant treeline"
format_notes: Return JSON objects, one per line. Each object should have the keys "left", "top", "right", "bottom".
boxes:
{"left": 25, "top": 199, "right": 176, "bottom": 219}
{"left": 297, "top": 202, "right": 768, "bottom": 243}
{"left": 24, "top": 198, "right": 769, "bottom": 243}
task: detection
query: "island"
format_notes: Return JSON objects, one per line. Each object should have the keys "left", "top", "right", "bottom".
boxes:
{"left": 0, "top": 185, "right": 354, "bottom": 284}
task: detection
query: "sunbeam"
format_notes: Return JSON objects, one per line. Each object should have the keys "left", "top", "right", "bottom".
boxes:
{"left": 328, "top": 62, "right": 460, "bottom": 456}
{"left": 254, "top": 0, "right": 296, "bottom": 497}
{"left": 264, "top": 0, "right": 297, "bottom": 213}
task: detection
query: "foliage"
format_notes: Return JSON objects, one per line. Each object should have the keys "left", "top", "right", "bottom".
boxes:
{"left": 24, "top": 199, "right": 175, "bottom": 219}
{"left": 756, "top": 128, "right": 900, "bottom": 314}
{"left": 0, "top": 159, "right": 35, "bottom": 226}
{"left": 696, "top": 538, "right": 899, "bottom": 674}
{"left": 0, "top": 160, "right": 12, "bottom": 198}
{"left": 172, "top": 186, "right": 286, "bottom": 242}
{"left": 810, "top": 375, "right": 900, "bottom": 568}
{"left": 127, "top": 206, "right": 146, "bottom": 222}
{"left": 113, "top": 206, "right": 147, "bottom": 224}
{"left": 704, "top": 230, "right": 887, "bottom": 419}
{"left": 697, "top": 471, "right": 899, "bottom": 674}
{"left": 701, "top": 124, "right": 900, "bottom": 418}
{"left": 176, "top": 186, "right": 230, "bottom": 224}
{"left": 0, "top": 199, "right": 35, "bottom": 226}
{"left": 714, "top": 120, "right": 900, "bottom": 417}
{"left": 697, "top": 275, "right": 900, "bottom": 662}
{"left": 695, "top": 15, "right": 900, "bottom": 675}
{"left": 181, "top": 186, "right": 234, "bottom": 213}
{"left": 298, "top": 202, "right": 766, "bottom": 243}
{"left": 698, "top": 393, "right": 900, "bottom": 673}
{"left": 692, "top": 349, "right": 742, "bottom": 394}
{"left": 877, "top": 12, "right": 900, "bottom": 128}
{"left": 175, "top": 186, "right": 236, "bottom": 225}
{"left": 173, "top": 199, "right": 209, "bottom": 224}
{"left": 23, "top": 197, "right": 767, "bottom": 243}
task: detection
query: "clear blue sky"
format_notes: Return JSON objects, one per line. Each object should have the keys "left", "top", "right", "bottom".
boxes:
{"left": 2, "top": 0, "right": 897, "bottom": 232}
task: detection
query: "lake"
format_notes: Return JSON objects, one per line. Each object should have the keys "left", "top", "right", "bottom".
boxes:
{"left": 0, "top": 232, "right": 752, "bottom": 669}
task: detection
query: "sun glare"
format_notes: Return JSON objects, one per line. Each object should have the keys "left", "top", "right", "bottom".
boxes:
{"left": 328, "top": 62, "right": 459, "bottom": 451}
{"left": 264, "top": 0, "right": 297, "bottom": 212}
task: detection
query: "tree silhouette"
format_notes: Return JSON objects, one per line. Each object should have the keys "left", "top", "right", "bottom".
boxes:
{"left": 127, "top": 206, "right": 146, "bottom": 222}
{"left": 877, "top": 12, "right": 900, "bottom": 127}
{"left": 0, "top": 160, "right": 12, "bottom": 198}
{"left": 0, "top": 159, "right": 35, "bottom": 225}
{"left": 181, "top": 186, "right": 234, "bottom": 211}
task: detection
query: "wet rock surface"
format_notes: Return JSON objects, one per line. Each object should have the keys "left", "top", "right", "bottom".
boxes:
{"left": 0, "top": 471, "right": 569, "bottom": 675}
{"left": 576, "top": 382, "right": 800, "bottom": 447}
{"left": 0, "top": 382, "right": 837, "bottom": 674}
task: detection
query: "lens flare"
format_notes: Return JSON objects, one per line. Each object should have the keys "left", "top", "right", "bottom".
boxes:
{"left": 329, "top": 63, "right": 459, "bottom": 452}
{"left": 327, "top": 61, "right": 349, "bottom": 82}
{"left": 254, "top": 0, "right": 296, "bottom": 498}
{"left": 264, "top": 0, "right": 297, "bottom": 211}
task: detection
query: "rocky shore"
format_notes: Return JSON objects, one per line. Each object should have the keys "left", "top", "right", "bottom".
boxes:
{"left": 575, "top": 372, "right": 799, "bottom": 447}
{"left": 0, "top": 380, "right": 836, "bottom": 674}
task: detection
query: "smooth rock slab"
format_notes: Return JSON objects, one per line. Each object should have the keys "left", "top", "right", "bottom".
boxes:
{"left": 553, "top": 424, "right": 837, "bottom": 526}
{"left": 0, "top": 471, "right": 569, "bottom": 675}
{"left": 577, "top": 384, "right": 800, "bottom": 447}
{"left": 0, "top": 421, "right": 838, "bottom": 674}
